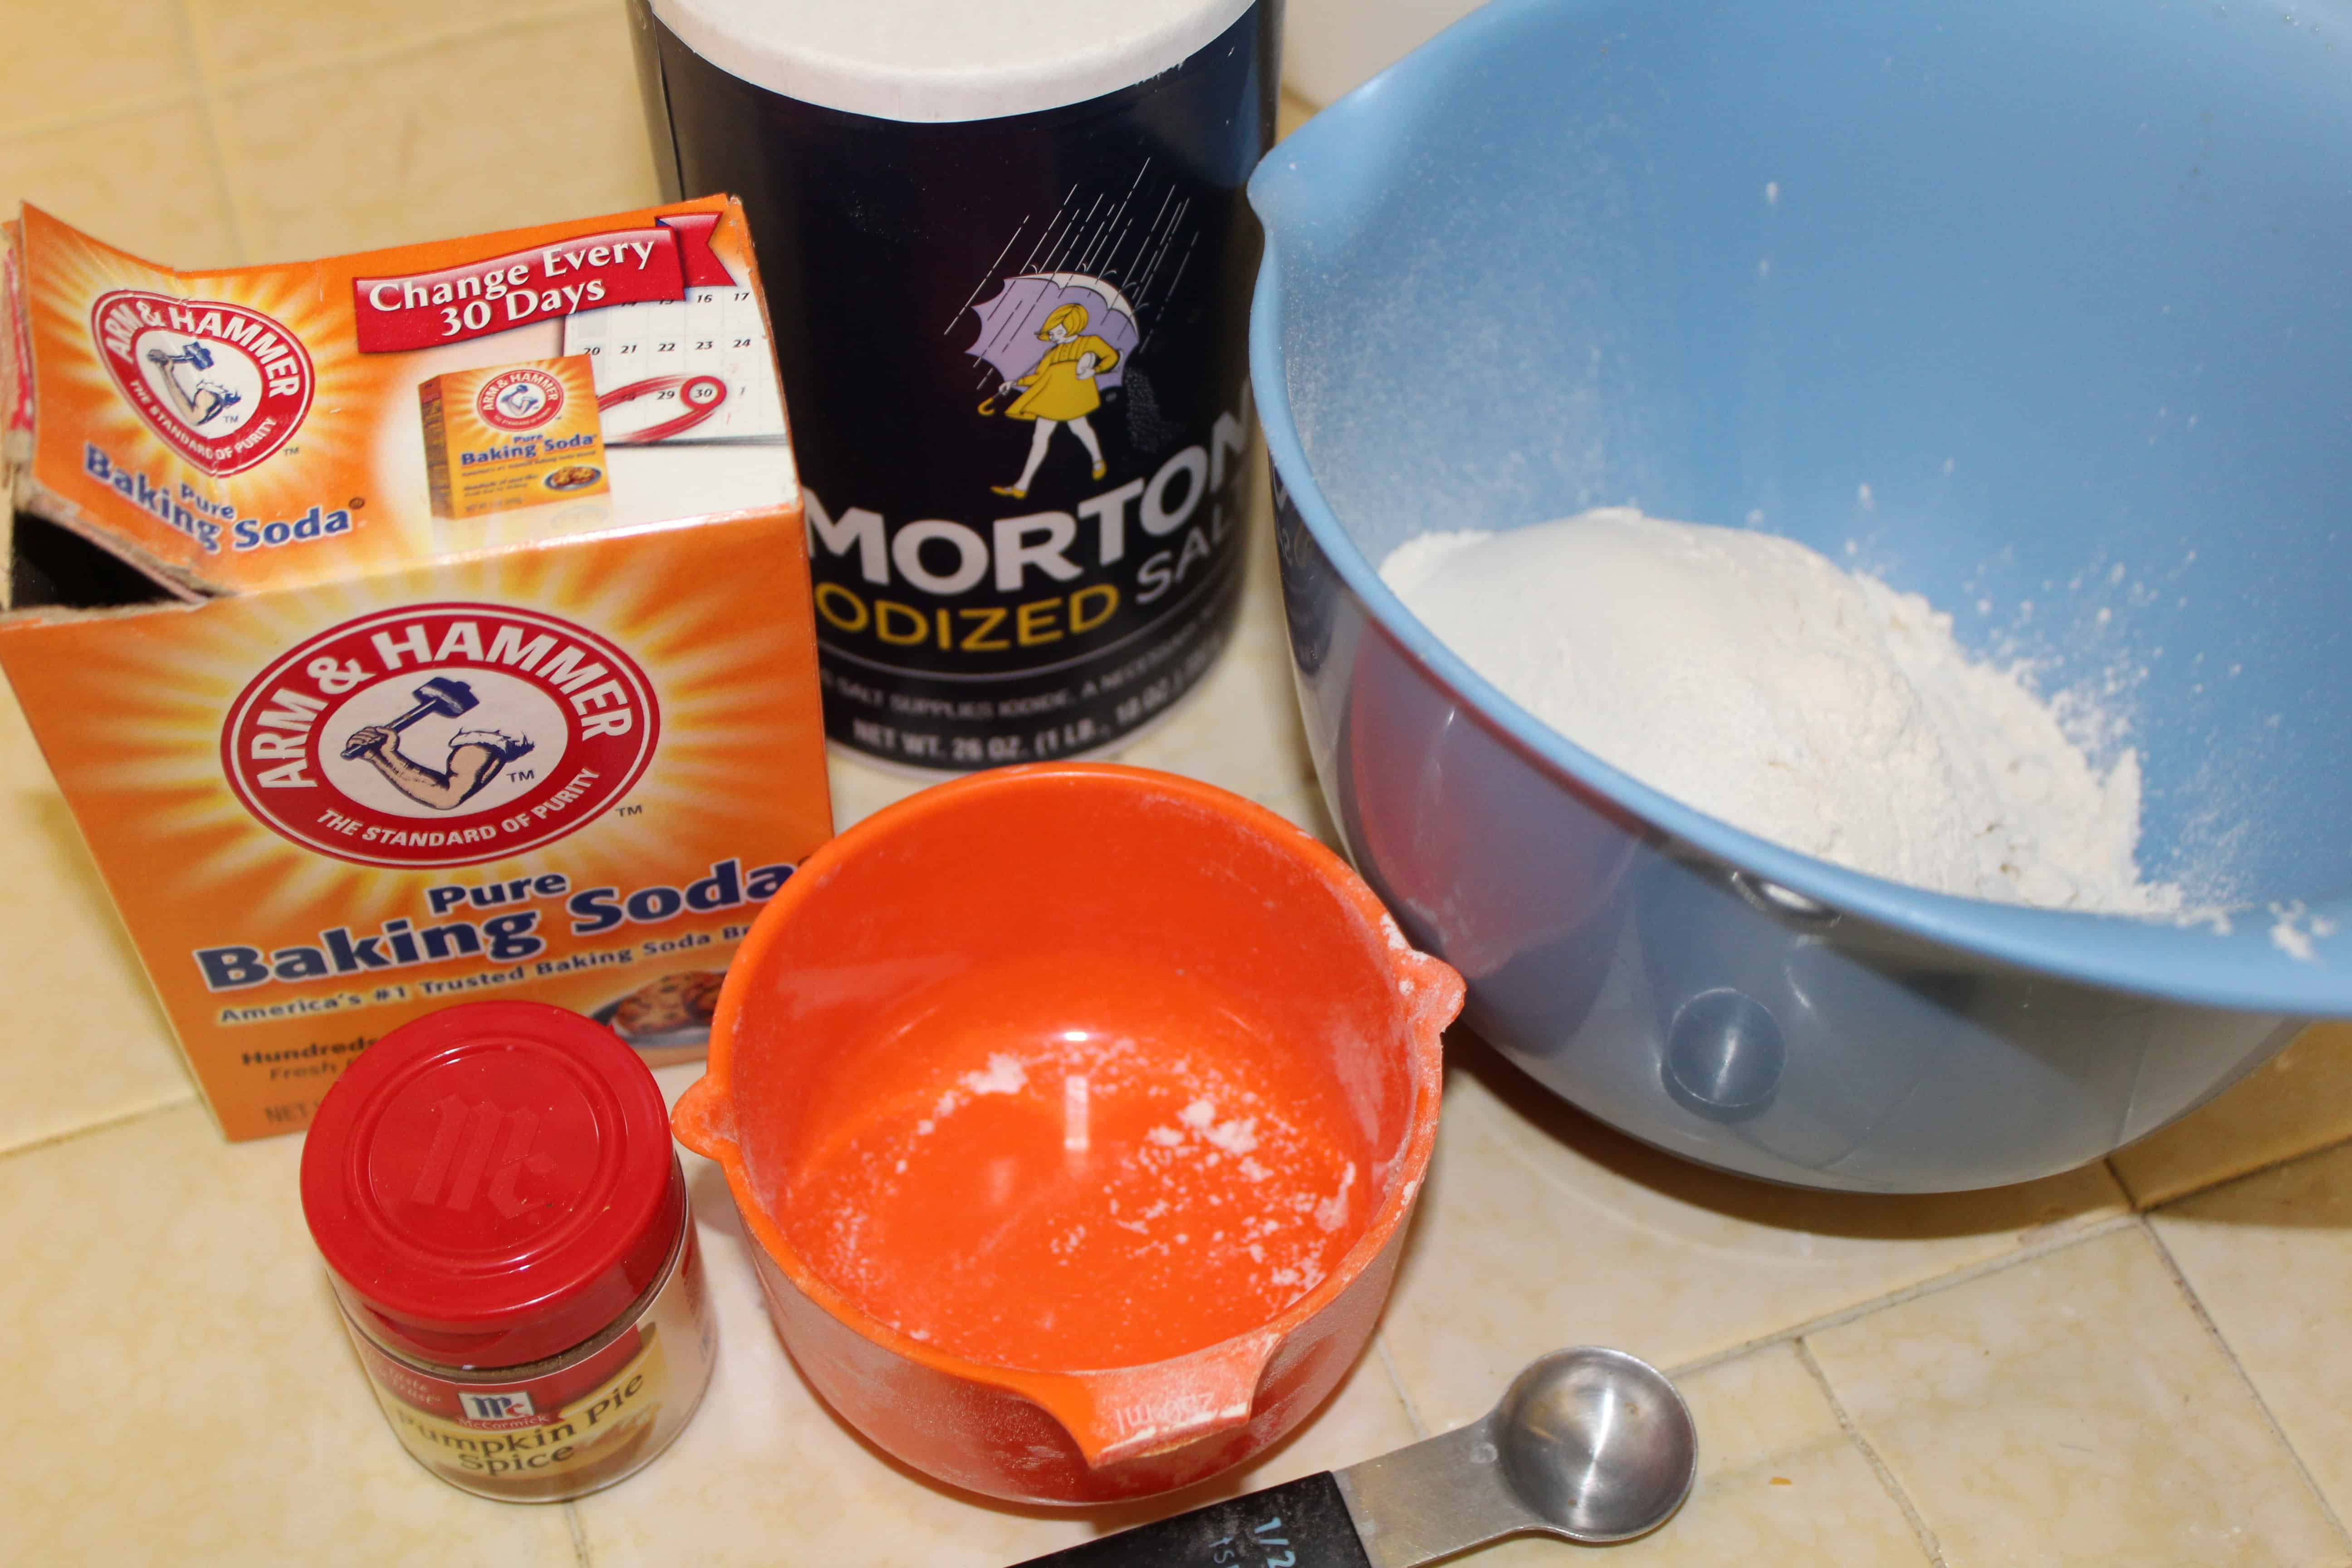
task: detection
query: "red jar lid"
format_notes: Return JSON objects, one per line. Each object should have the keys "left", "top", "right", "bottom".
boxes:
{"left": 300, "top": 1001, "right": 681, "bottom": 1368}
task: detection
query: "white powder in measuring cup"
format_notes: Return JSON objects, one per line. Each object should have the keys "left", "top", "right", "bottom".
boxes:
{"left": 1380, "top": 507, "right": 2180, "bottom": 914}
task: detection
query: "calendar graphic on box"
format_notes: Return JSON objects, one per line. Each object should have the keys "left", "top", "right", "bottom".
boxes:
{"left": 564, "top": 277, "right": 789, "bottom": 444}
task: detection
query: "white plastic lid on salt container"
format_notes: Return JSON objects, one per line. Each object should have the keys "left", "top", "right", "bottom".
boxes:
{"left": 649, "top": 0, "right": 1260, "bottom": 124}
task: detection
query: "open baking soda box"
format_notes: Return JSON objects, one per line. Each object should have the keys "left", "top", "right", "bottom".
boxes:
{"left": 0, "top": 196, "right": 833, "bottom": 1139}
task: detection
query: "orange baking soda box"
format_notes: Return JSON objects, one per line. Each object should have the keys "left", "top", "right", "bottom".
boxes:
{"left": 0, "top": 196, "right": 832, "bottom": 1140}
{"left": 421, "top": 356, "right": 610, "bottom": 518}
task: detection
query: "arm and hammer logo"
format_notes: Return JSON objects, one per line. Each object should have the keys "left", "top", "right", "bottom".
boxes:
{"left": 89, "top": 290, "right": 315, "bottom": 476}
{"left": 220, "top": 603, "right": 660, "bottom": 869}
{"left": 475, "top": 366, "right": 567, "bottom": 432}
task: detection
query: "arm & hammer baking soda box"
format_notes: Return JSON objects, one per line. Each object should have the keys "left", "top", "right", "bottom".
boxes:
{"left": 0, "top": 196, "right": 832, "bottom": 1139}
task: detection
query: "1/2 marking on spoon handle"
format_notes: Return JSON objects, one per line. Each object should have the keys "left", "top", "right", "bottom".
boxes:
{"left": 1008, "top": 1472, "right": 1373, "bottom": 1568}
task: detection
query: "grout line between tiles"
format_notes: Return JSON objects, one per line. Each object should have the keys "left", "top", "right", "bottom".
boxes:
{"left": 564, "top": 1500, "right": 593, "bottom": 1568}
{"left": 2103, "top": 1154, "right": 2134, "bottom": 1206}
{"left": 1458, "top": 1075, "right": 2144, "bottom": 1391}
{"left": 176, "top": 0, "right": 256, "bottom": 265}
{"left": 2129, "top": 1125, "right": 2352, "bottom": 1216}
{"left": 204, "top": 1, "right": 614, "bottom": 93}
{"left": 1666, "top": 1210, "right": 2142, "bottom": 1382}
{"left": 2140, "top": 1215, "right": 2352, "bottom": 1553}
{"left": 1793, "top": 1339, "right": 1947, "bottom": 1568}
{"left": 0, "top": 99, "right": 197, "bottom": 150}
{"left": 0, "top": 1096, "right": 191, "bottom": 1164}
{"left": 1371, "top": 1331, "right": 1428, "bottom": 1441}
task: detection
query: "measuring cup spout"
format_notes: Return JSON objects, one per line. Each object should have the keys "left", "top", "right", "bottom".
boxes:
{"left": 1390, "top": 938, "right": 1467, "bottom": 1039}
{"left": 671, "top": 1073, "right": 738, "bottom": 1160}
{"left": 1005, "top": 1328, "right": 1283, "bottom": 1470}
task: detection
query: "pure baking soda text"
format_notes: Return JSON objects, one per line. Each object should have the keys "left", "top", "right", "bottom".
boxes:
{"left": 0, "top": 197, "right": 830, "bottom": 1139}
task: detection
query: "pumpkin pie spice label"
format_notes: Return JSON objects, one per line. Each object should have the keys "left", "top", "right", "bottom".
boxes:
{"left": 342, "top": 1225, "right": 716, "bottom": 1498}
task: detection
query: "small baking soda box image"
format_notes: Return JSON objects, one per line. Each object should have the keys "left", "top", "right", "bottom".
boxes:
{"left": 422, "top": 356, "right": 610, "bottom": 518}
{"left": 0, "top": 196, "right": 832, "bottom": 1140}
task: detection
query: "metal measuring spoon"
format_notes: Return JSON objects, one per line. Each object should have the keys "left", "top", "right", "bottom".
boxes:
{"left": 1013, "top": 1347, "right": 1698, "bottom": 1566}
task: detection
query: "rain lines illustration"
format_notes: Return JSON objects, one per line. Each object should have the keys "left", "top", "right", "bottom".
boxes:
{"left": 956, "top": 160, "right": 1200, "bottom": 499}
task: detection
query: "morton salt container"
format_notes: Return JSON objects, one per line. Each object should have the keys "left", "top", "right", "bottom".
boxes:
{"left": 628, "top": 0, "right": 1279, "bottom": 769}
{"left": 299, "top": 1002, "right": 716, "bottom": 1501}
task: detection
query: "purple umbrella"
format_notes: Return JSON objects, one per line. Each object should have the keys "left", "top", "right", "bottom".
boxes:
{"left": 965, "top": 272, "right": 1141, "bottom": 394}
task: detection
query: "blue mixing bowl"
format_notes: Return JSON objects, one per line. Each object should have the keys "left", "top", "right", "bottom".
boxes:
{"left": 1250, "top": 0, "right": 2352, "bottom": 1191}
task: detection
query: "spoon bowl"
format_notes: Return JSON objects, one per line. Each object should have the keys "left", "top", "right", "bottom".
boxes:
{"left": 1011, "top": 1344, "right": 1695, "bottom": 1565}
{"left": 1496, "top": 1346, "right": 1700, "bottom": 1544}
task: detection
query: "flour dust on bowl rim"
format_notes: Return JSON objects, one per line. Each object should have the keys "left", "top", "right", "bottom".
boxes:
{"left": 672, "top": 763, "right": 1460, "bottom": 1504}
{"left": 1249, "top": 0, "right": 2352, "bottom": 1192}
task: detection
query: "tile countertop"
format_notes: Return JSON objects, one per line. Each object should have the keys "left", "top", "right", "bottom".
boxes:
{"left": 9, "top": 8, "right": 2352, "bottom": 1565}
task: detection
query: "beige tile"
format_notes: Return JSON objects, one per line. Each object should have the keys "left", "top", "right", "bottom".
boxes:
{"left": 1382, "top": 1041, "right": 2131, "bottom": 1433}
{"left": 1461, "top": 1343, "right": 1931, "bottom": 1567}
{"left": 1808, "top": 1226, "right": 2346, "bottom": 1568}
{"left": 214, "top": 10, "right": 661, "bottom": 262}
{"left": 2153, "top": 1140, "right": 2352, "bottom": 1524}
{"left": 0, "top": 1103, "right": 578, "bottom": 1567}
{"left": 573, "top": 1065, "right": 1421, "bottom": 1566}
{"left": 2112, "top": 1023, "right": 2352, "bottom": 1208}
{"left": 1117, "top": 466, "right": 1333, "bottom": 839}
{"left": 186, "top": 0, "right": 598, "bottom": 80}
{"left": 1277, "top": 88, "right": 1319, "bottom": 142}
{"left": 0, "top": 681, "right": 194, "bottom": 1152}
{"left": 0, "top": 0, "right": 199, "bottom": 136}
{"left": 0, "top": 104, "right": 243, "bottom": 267}
{"left": 826, "top": 748, "right": 936, "bottom": 832}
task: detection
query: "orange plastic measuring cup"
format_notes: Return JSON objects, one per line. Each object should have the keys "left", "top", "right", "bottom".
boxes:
{"left": 673, "top": 763, "right": 1460, "bottom": 1504}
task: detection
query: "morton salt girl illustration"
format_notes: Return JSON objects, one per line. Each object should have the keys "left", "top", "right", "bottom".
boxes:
{"left": 982, "top": 295, "right": 1125, "bottom": 496}
{"left": 632, "top": 0, "right": 1277, "bottom": 769}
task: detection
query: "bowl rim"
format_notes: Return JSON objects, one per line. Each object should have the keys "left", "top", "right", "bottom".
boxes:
{"left": 1245, "top": 14, "right": 2352, "bottom": 1014}
{"left": 676, "top": 761, "right": 1460, "bottom": 1465}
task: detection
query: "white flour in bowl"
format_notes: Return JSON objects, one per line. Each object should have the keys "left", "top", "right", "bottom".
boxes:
{"left": 1379, "top": 507, "right": 2180, "bottom": 913}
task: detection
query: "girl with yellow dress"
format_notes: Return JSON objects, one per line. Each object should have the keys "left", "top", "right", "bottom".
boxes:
{"left": 989, "top": 303, "right": 1121, "bottom": 498}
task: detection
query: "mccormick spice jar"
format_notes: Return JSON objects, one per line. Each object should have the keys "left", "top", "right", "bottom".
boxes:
{"left": 299, "top": 1001, "right": 715, "bottom": 1501}
{"left": 630, "top": 0, "right": 1279, "bottom": 769}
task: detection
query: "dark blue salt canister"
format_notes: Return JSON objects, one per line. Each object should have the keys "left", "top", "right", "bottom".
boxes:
{"left": 631, "top": 0, "right": 1281, "bottom": 770}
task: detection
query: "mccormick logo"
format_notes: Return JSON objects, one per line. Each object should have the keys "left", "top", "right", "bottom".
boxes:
{"left": 220, "top": 603, "right": 660, "bottom": 869}
{"left": 475, "top": 366, "right": 565, "bottom": 432}
{"left": 89, "top": 290, "right": 315, "bottom": 476}
{"left": 457, "top": 1390, "right": 539, "bottom": 1424}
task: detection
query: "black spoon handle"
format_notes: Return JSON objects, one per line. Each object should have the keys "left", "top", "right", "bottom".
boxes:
{"left": 1009, "top": 1471, "right": 1374, "bottom": 1568}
